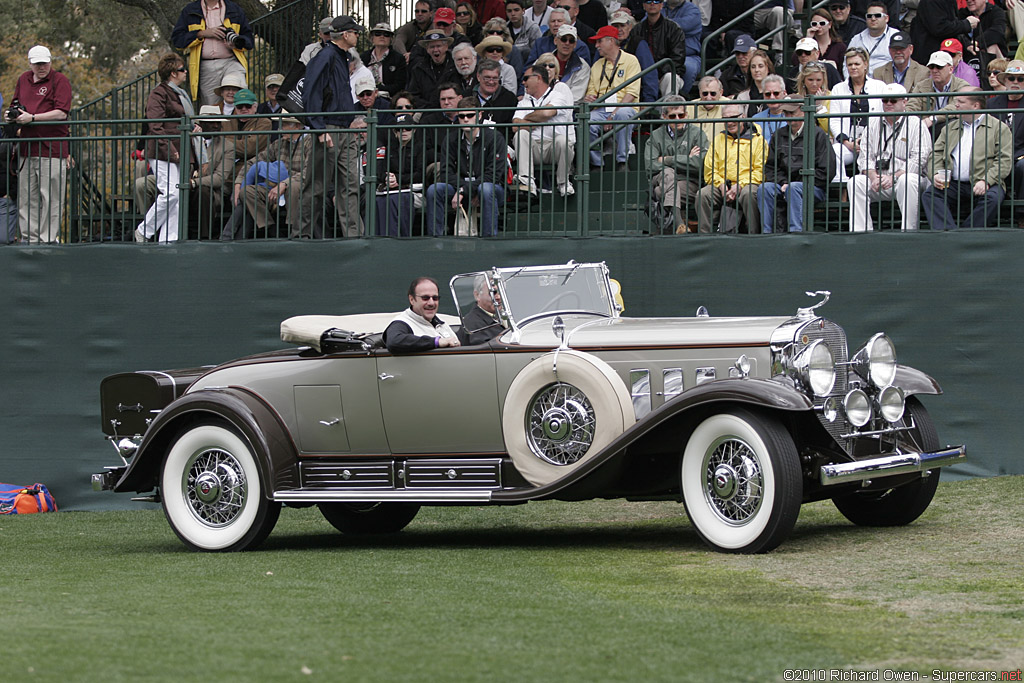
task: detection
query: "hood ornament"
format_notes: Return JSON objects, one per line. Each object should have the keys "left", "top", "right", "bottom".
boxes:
{"left": 797, "top": 291, "right": 831, "bottom": 319}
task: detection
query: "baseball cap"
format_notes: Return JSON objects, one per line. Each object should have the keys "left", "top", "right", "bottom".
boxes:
{"left": 557, "top": 24, "right": 579, "bottom": 39}
{"left": 927, "top": 50, "right": 953, "bottom": 68}
{"left": 319, "top": 17, "right": 335, "bottom": 33}
{"left": 280, "top": 116, "right": 302, "bottom": 126}
{"left": 884, "top": 83, "right": 907, "bottom": 96}
{"left": 609, "top": 10, "right": 635, "bottom": 26}
{"left": 779, "top": 98, "right": 802, "bottom": 114}
{"left": 889, "top": 31, "right": 912, "bottom": 49}
{"left": 331, "top": 15, "right": 364, "bottom": 34}
{"left": 198, "top": 105, "right": 227, "bottom": 122}
{"left": 795, "top": 37, "right": 818, "bottom": 53}
{"left": 353, "top": 76, "right": 377, "bottom": 95}
{"left": 28, "top": 45, "right": 52, "bottom": 64}
{"left": 265, "top": 73, "right": 284, "bottom": 88}
{"left": 435, "top": 7, "right": 456, "bottom": 24}
{"left": 233, "top": 89, "right": 258, "bottom": 106}
{"left": 940, "top": 38, "right": 963, "bottom": 54}
{"left": 370, "top": 22, "right": 394, "bottom": 35}
{"left": 590, "top": 25, "right": 621, "bottom": 42}
{"left": 733, "top": 34, "right": 757, "bottom": 53}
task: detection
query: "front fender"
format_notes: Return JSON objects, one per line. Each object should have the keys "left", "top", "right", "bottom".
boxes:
{"left": 894, "top": 364, "right": 942, "bottom": 396}
{"left": 113, "top": 387, "right": 299, "bottom": 496}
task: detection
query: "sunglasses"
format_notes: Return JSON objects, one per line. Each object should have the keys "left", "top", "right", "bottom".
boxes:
{"left": 664, "top": 113, "right": 684, "bottom": 119}
{"left": 796, "top": 50, "right": 813, "bottom": 56}
{"left": 416, "top": 295, "right": 440, "bottom": 301}
{"left": 644, "top": 0, "right": 664, "bottom": 3}
{"left": 700, "top": 91, "right": 720, "bottom": 97}
{"left": 558, "top": 35, "right": 576, "bottom": 43}
{"left": 175, "top": 66, "right": 187, "bottom": 72}
{"left": 371, "top": 31, "right": 391, "bottom": 37}
{"left": 1006, "top": 75, "right": 1024, "bottom": 82}
{"left": 358, "top": 90, "right": 375, "bottom": 97}
{"left": 763, "top": 91, "right": 783, "bottom": 97}
{"left": 396, "top": 103, "right": 414, "bottom": 109}
{"left": 988, "top": 70, "right": 1003, "bottom": 76}
{"left": 865, "top": 12, "right": 885, "bottom": 18}
{"left": 827, "top": 4, "right": 847, "bottom": 9}
{"left": 881, "top": 98, "right": 902, "bottom": 104}
{"left": 485, "top": 46, "right": 504, "bottom": 52}
{"left": 456, "top": 11, "right": 471, "bottom": 16}
{"left": 809, "top": 20, "right": 828, "bottom": 27}
{"left": 456, "top": 113, "right": 477, "bottom": 120}
{"left": 436, "top": 21, "right": 452, "bottom": 27}
{"left": 487, "top": 29, "right": 504, "bottom": 35}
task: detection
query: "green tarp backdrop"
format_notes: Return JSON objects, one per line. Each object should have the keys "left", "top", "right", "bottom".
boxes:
{"left": 1, "top": 233, "right": 1019, "bottom": 510}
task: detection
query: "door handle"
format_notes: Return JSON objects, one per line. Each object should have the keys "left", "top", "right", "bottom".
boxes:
{"left": 378, "top": 373, "right": 394, "bottom": 381}
{"left": 319, "top": 418, "right": 340, "bottom": 426}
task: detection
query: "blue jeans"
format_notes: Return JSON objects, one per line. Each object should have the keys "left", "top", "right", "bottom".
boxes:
{"left": 757, "top": 182, "right": 826, "bottom": 233}
{"left": 375, "top": 192, "right": 414, "bottom": 237}
{"left": 921, "top": 179, "right": 1005, "bottom": 230}
{"left": 0, "top": 196, "right": 18, "bottom": 243}
{"left": 425, "top": 182, "right": 506, "bottom": 237}
{"left": 589, "top": 108, "right": 634, "bottom": 166}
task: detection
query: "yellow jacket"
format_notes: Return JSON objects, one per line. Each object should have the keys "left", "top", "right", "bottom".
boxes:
{"left": 703, "top": 124, "right": 767, "bottom": 187}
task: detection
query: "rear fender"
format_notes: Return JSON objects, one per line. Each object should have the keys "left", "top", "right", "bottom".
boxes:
{"left": 113, "top": 387, "right": 299, "bottom": 496}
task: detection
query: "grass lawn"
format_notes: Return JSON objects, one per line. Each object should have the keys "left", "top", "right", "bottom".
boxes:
{"left": 2, "top": 476, "right": 1022, "bottom": 682}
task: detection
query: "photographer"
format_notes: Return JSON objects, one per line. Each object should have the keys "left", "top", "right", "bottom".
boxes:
{"left": 8, "top": 45, "right": 71, "bottom": 244}
{"left": 171, "top": 0, "right": 254, "bottom": 106}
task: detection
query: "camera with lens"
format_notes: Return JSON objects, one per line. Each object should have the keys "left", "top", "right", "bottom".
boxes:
{"left": 6, "top": 99, "right": 25, "bottom": 122}
{"left": 223, "top": 29, "right": 246, "bottom": 50}
{"left": 876, "top": 158, "right": 891, "bottom": 173}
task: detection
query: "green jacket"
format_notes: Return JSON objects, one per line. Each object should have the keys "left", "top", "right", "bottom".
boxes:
{"left": 645, "top": 123, "right": 708, "bottom": 185}
{"left": 929, "top": 114, "right": 1014, "bottom": 190}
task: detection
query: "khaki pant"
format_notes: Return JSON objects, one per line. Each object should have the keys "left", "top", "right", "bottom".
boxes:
{"left": 652, "top": 168, "right": 699, "bottom": 210}
{"left": 19, "top": 156, "right": 67, "bottom": 244}
{"left": 198, "top": 57, "right": 246, "bottom": 107}
{"left": 697, "top": 183, "right": 760, "bottom": 234}
{"left": 513, "top": 130, "right": 574, "bottom": 192}
{"left": 244, "top": 180, "right": 301, "bottom": 232}
{"left": 297, "top": 131, "right": 363, "bottom": 238}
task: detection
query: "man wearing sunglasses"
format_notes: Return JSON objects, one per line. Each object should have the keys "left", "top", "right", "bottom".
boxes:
{"left": 845, "top": 2, "right": 898, "bottom": 78}
{"left": 512, "top": 64, "right": 577, "bottom": 197}
{"left": 786, "top": 38, "right": 842, "bottom": 92}
{"left": 698, "top": 103, "right": 766, "bottom": 233}
{"left": 847, "top": 83, "right": 931, "bottom": 231}
{"left": 827, "top": 0, "right": 866, "bottom": 46}
{"left": 526, "top": 8, "right": 594, "bottom": 69}
{"left": 690, "top": 76, "right": 728, "bottom": 143}
{"left": 986, "top": 61, "right": 1024, "bottom": 228}
{"left": 585, "top": 25, "right": 642, "bottom": 171}
{"left": 394, "top": 1, "right": 435, "bottom": 55}
{"left": 645, "top": 94, "right": 707, "bottom": 233}
{"left": 385, "top": 277, "right": 461, "bottom": 353}
{"left": 921, "top": 50, "right": 972, "bottom": 129}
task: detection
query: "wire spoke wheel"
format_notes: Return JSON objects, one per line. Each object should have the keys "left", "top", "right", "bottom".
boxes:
{"left": 184, "top": 448, "right": 247, "bottom": 527}
{"left": 703, "top": 436, "right": 764, "bottom": 525}
{"left": 526, "top": 382, "right": 596, "bottom": 466}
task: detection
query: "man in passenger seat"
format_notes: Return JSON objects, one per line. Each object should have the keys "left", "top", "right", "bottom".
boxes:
{"left": 457, "top": 275, "right": 506, "bottom": 345}
{"left": 384, "top": 277, "right": 461, "bottom": 353}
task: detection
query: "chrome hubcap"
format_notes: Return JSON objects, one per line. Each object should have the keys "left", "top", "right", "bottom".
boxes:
{"left": 703, "top": 437, "right": 763, "bottom": 525}
{"left": 183, "top": 448, "right": 247, "bottom": 527}
{"left": 526, "top": 382, "right": 596, "bottom": 466}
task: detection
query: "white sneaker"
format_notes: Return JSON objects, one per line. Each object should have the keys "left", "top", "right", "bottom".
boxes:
{"left": 517, "top": 175, "right": 538, "bottom": 195}
{"left": 559, "top": 182, "right": 575, "bottom": 197}
{"left": 134, "top": 227, "right": 147, "bottom": 243}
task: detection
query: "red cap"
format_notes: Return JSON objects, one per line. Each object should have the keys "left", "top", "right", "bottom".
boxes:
{"left": 940, "top": 38, "right": 963, "bottom": 54}
{"left": 590, "top": 25, "right": 621, "bottom": 42}
{"left": 434, "top": 7, "right": 456, "bottom": 23}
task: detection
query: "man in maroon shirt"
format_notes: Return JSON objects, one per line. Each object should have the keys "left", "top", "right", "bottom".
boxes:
{"left": 8, "top": 45, "right": 72, "bottom": 244}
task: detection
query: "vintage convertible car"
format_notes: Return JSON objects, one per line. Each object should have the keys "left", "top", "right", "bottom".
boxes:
{"left": 92, "top": 262, "right": 965, "bottom": 554}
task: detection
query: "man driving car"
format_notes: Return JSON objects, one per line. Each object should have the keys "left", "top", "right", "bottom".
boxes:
{"left": 384, "top": 277, "right": 461, "bottom": 353}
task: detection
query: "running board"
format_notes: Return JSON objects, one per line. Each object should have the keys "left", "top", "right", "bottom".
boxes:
{"left": 274, "top": 489, "right": 495, "bottom": 503}
{"left": 819, "top": 445, "right": 967, "bottom": 486}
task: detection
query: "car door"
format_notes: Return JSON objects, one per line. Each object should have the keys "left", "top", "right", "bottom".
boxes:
{"left": 375, "top": 350, "right": 504, "bottom": 454}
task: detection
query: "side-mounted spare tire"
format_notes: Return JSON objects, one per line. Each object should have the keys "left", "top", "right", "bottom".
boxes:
{"left": 502, "top": 350, "right": 634, "bottom": 487}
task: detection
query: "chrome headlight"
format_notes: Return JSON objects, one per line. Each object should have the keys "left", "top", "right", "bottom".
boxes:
{"left": 844, "top": 389, "right": 872, "bottom": 427}
{"left": 878, "top": 385, "right": 905, "bottom": 423}
{"left": 793, "top": 339, "right": 836, "bottom": 397}
{"left": 851, "top": 333, "right": 897, "bottom": 388}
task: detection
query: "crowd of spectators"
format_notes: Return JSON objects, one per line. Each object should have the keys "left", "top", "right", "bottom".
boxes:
{"left": 5, "top": 0, "right": 1024, "bottom": 243}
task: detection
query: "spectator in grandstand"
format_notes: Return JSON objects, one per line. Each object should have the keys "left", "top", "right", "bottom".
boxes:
{"left": 227, "top": 117, "right": 309, "bottom": 239}
{"left": 920, "top": 50, "right": 972, "bottom": 129}
{"left": 526, "top": 8, "right": 593, "bottom": 68}
{"left": 736, "top": 50, "right": 775, "bottom": 117}
{"left": 847, "top": 83, "right": 931, "bottom": 231}
{"left": 362, "top": 23, "right": 407, "bottom": 98}
{"left": 830, "top": 47, "right": 887, "bottom": 181}
{"left": 610, "top": 10, "right": 659, "bottom": 103}
{"left": 526, "top": 0, "right": 554, "bottom": 34}
{"left": 909, "top": 0, "right": 979, "bottom": 61}
{"left": 481, "top": 18, "right": 526, "bottom": 78}
{"left": 456, "top": 2, "right": 485, "bottom": 45}
{"left": 472, "top": 58, "right": 518, "bottom": 124}
{"left": 419, "top": 84, "right": 468, "bottom": 182}
{"left": 786, "top": 38, "right": 842, "bottom": 92}
{"left": 921, "top": 89, "right": 1013, "bottom": 229}
{"left": 874, "top": 32, "right": 931, "bottom": 109}
{"left": 353, "top": 76, "right": 396, "bottom": 145}
{"left": 135, "top": 53, "right": 195, "bottom": 244}
{"left": 258, "top": 74, "right": 284, "bottom": 116}
{"left": 939, "top": 38, "right": 980, "bottom": 88}
{"left": 845, "top": 2, "right": 898, "bottom": 77}
{"left": 697, "top": 104, "right": 767, "bottom": 233}
{"left": 662, "top": 0, "right": 703, "bottom": 93}
{"left": 960, "top": 0, "right": 1007, "bottom": 68}
{"left": 804, "top": 7, "right": 848, "bottom": 69}
{"left": 452, "top": 42, "right": 480, "bottom": 93}
{"left": 645, "top": 94, "right": 708, "bottom": 234}
{"left": 297, "top": 15, "right": 363, "bottom": 239}
{"left": 214, "top": 72, "right": 245, "bottom": 115}
{"left": 395, "top": 2, "right": 434, "bottom": 55}
{"left": 585, "top": 25, "right": 641, "bottom": 171}
{"left": 751, "top": 0, "right": 802, "bottom": 54}
{"left": 375, "top": 114, "right": 426, "bottom": 237}
{"left": 407, "top": 31, "right": 461, "bottom": 107}
{"left": 623, "top": 0, "right": 692, "bottom": 96}
{"left": 689, "top": 76, "right": 728, "bottom": 144}
{"left": 512, "top": 63, "right": 576, "bottom": 197}
{"left": 536, "top": 29, "right": 590, "bottom": 103}
{"left": 171, "top": 0, "right": 253, "bottom": 107}
{"left": 426, "top": 97, "right": 508, "bottom": 236}
{"left": 757, "top": 98, "right": 835, "bottom": 233}
{"left": 750, "top": 75, "right": 789, "bottom": 143}
{"left": 796, "top": 61, "right": 834, "bottom": 135}
{"left": 827, "top": 0, "right": 866, "bottom": 45}
{"left": 554, "top": 0, "right": 598, "bottom": 57}
{"left": 409, "top": 8, "right": 473, "bottom": 70}
{"left": 300, "top": 17, "right": 334, "bottom": 64}
{"left": 986, "top": 62, "right": 1024, "bottom": 227}
{"left": 704, "top": 1, "right": 754, "bottom": 65}
{"left": 475, "top": 36, "right": 518, "bottom": 92}
{"left": 505, "top": 0, "right": 542, "bottom": 62}
{"left": 985, "top": 57, "right": 1009, "bottom": 92}
{"left": 718, "top": 34, "right": 756, "bottom": 98}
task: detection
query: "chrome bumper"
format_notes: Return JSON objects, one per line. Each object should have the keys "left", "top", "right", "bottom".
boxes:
{"left": 91, "top": 467, "right": 126, "bottom": 491}
{"left": 819, "top": 445, "right": 966, "bottom": 486}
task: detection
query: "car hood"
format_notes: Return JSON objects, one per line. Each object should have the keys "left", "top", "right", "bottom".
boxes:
{"left": 510, "top": 315, "right": 795, "bottom": 348}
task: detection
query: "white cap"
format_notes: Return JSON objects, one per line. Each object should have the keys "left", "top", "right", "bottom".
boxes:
{"left": 353, "top": 76, "right": 377, "bottom": 95}
{"left": 28, "top": 45, "right": 51, "bottom": 64}
{"left": 795, "top": 37, "right": 818, "bottom": 52}
{"left": 884, "top": 82, "right": 908, "bottom": 96}
{"left": 927, "top": 50, "right": 953, "bottom": 68}
{"left": 557, "top": 24, "right": 578, "bottom": 40}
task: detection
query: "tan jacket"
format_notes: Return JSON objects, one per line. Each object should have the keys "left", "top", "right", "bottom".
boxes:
{"left": 873, "top": 60, "right": 932, "bottom": 112}
{"left": 929, "top": 113, "right": 1013, "bottom": 190}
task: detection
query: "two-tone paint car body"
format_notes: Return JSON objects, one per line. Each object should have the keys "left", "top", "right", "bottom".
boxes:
{"left": 93, "top": 262, "right": 965, "bottom": 553}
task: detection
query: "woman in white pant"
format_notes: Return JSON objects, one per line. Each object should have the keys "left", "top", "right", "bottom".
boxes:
{"left": 136, "top": 53, "right": 198, "bottom": 243}
{"left": 829, "top": 47, "right": 887, "bottom": 182}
